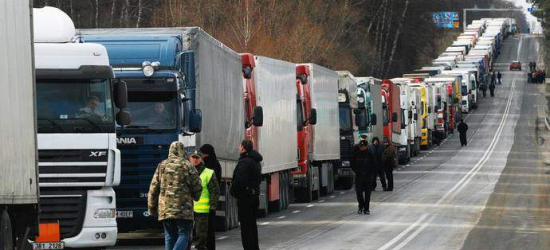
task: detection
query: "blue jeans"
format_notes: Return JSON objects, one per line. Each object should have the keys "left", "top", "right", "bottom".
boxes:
{"left": 163, "top": 219, "right": 193, "bottom": 250}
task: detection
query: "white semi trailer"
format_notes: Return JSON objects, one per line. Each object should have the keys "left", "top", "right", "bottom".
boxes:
{"left": 0, "top": 1, "right": 39, "bottom": 249}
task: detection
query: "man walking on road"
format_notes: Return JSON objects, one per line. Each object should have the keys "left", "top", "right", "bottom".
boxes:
{"left": 148, "top": 142, "right": 203, "bottom": 250}
{"left": 489, "top": 82, "right": 496, "bottom": 97}
{"left": 497, "top": 71, "right": 502, "bottom": 85}
{"left": 480, "top": 83, "right": 487, "bottom": 97}
{"left": 457, "top": 120, "right": 469, "bottom": 146}
{"left": 351, "top": 140, "right": 376, "bottom": 215}
{"left": 190, "top": 151, "right": 220, "bottom": 250}
{"left": 370, "top": 137, "right": 387, "bottom": 191}
{"left": 231, "top": 139, "right": 263, "bottom": 250}
{"left": 381, "top": 138, "right": 396, "bottom": 191}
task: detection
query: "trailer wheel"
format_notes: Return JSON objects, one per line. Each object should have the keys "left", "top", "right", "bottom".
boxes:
{"left": 1, "top": 210, "right": 13, "bottom": 250}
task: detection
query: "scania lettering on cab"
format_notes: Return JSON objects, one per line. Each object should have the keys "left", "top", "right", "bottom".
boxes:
{"left": 34, "top": 7, "right": 130, "bottom": 248}
{"left": 81, "top": 27, "right": 244, "bottom": 231}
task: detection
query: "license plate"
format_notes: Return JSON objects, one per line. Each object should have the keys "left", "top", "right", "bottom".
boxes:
{"left": 32, "top": 242, "right": 64, "bottom": 250}
{"left": 116, "top": 210, "right": 134, "bottom": 218}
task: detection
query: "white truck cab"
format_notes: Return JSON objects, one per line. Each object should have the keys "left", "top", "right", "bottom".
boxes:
{"left": 33, "top": 7, "right": 129, "bottom": 248}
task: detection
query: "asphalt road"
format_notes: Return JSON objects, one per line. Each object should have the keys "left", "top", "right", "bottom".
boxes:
{"left": 111, "top": 34, "right": 550, "bottom": 250}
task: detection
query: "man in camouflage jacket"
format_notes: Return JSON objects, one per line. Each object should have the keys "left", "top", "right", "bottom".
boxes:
{"left": 148, "top": 141, "right": 202, "bottom": 250}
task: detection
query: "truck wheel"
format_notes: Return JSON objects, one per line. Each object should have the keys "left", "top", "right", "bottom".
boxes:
{"left": 0, "top": 210, "right": 13, "bottom": 250}
{"left": 296, "top": 171, "right": 313, "bottom": 203}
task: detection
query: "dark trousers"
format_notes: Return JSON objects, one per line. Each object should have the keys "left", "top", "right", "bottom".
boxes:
{"left": 490, "top": 89, "right": 495, "bottom": 97}
{"left": 460, "top": 133, "right": 467, "bottom": 146}
{"left": 355, "top": 174, "right": 373, "bottom": 211}
{"left": 372, "top": 170, "right": 387, "bottom": 190}
{"left": 237, "top": 195, "right": 260, "bottom": 250}
{"left": 193, "top": 213, "right": 209, "bottom": 250}
{"left": 207, "top": 210, "right": 216, "bottom": 250}
{"left": 383, "top": 167, "right": 394, "bottom": 190}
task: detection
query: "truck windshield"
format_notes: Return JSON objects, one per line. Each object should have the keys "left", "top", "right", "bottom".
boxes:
{"left": 339, "top": 107, "right": 352, "bottom": 131}
{"left": 36, "top": 79, "right": 115, "bottom": 133}
{"left": 461, "top": 85, "right": 468, "bottom": 96}
{"left": 120, "top": 91, "right": 178, "bottom": 133}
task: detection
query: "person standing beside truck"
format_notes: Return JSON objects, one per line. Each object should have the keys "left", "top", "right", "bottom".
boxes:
{"left": 231, "top": 139, "right": 263, "bottom": 250}
{"left": 148, "top": 142, "right": 203, "bottom": 250}
{"left": 200, "top": 144, "right": 222, "bottom": 250}
{"left": 381, "top": 138, "right": 396, "bottom": 191}
{"left": 190, "top": 151, "right": 220, "bottom": 250}
{"left": 370, "top": 137, "right": 387, "bottom": 191}
{"left": 497, "top": 71, "right": 502, "bottom": 85}
{"left": 480, "top": 83, "right": 487, "bottom": 98}
{"left": 351, "top": 140, "right": 376, "bottom": 215}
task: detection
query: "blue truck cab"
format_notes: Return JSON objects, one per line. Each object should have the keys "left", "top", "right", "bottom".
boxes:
{"left": 80, "top": 34, "right": 202, "bottom": 232}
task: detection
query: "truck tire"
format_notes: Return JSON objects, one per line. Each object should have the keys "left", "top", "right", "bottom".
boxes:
{"left": 296, "top": 171, "right": 313, "bottom": 203}
{"left": 0, "top": 210, "right": 13, "bottom": 250}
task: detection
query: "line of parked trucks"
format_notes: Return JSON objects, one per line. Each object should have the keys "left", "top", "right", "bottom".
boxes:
{"left": 1, "top": 3, "right": 514, "bottom": 249}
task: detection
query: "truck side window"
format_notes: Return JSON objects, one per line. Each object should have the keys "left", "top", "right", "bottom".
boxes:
{"left": 297, "top": 99, "right": 304, "bottom": 131}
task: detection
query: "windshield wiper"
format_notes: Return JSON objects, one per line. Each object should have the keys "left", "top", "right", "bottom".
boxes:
{"left": 77, "top": 117, "right": 104, "bottom": 133}
{"left": 37, "top": 118, "right": 65, "bottom": 132}
{"left": 122, "top": 125, "right": 163, "bottom": 134}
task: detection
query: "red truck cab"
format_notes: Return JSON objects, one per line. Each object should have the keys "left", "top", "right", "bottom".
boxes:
{"left": 241, "top": 53, "right": 261, "bottom": 148}
{"left": 292, "top": 65, "right": 318, "bottom": 202}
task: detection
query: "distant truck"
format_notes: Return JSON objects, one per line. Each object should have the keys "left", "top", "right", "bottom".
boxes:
{"left": 356, "top": 77, "right": 383, "bottom": 142}
{"left": 34, "top": 7, "right": 130, "bottom": 248}
{"left": 335, "top": 71, "right": 359, "bottom": 190}
{"left": 241, "top": 54, "right": 296, "bottom": 215}
{"left": 293, "top": 64, "right": 340, "bottom": 202}
{"left": 382, "top": 80, "right": 408, "bottom": 163}
{"left": 0, "top": 1, "right": 39, "bottom": 249}
{"left": 81, "top": 27, "right": 244, "bottom": 230}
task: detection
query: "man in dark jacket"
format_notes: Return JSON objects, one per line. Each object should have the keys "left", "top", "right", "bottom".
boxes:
{"left": 370, "top": 137, "right": 387, "bottom": 191}
{"left": 352, "top": 140, "right": 376, "bottom": 215}
{"left": 457, "top": 120, "right": 469, "bottom": 146}
{"left": 199, "top": 144, "right": 222, "bottom": 250}
{"left": 497, "top": 71, "right": 502, "bottom": 84}
{"left": 489, "top": 82, "right": 496, "bottom": 97}
{"left": 381, "top": 138, "right": 396, "bottom": 191}
{"left": 231, "top": 139, "right": 262, "bottom": 250}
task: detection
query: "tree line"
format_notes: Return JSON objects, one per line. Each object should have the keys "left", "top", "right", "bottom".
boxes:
{"left": 35, "top": 0, "right": 515, "bottom": 78}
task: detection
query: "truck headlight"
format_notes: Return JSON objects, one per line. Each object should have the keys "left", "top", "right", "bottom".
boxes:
{"left": 342, "top": 161, "right": 350, "bottom": 167}
{"left": 399, "top": 147, "right": 406, "bottom": 152}
{"left": 143, "top": 65, "right": 155, "bottom": 77}
{"left": 94, "top": 208, "right": 116, "bottom": 219}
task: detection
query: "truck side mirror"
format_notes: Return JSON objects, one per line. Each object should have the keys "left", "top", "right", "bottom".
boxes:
{"left": 408, "top": 110, "right": 413, "bottom": 119}
{"left": 392, "top": 112, "right": 398, "bottom": 122}
{"left": 189, "top": 109, "right": 202, "bottom": 133}
{"left": 309, "top": 109, "right": 317, "bottom": 125}
{"left": 370, "top": 114, "right": 377, "bottom": 126}
{"left": 414, "top": 113, "right": 418, "bottom": 121}
{"left": 243, "top": 66, "right": 253, "bottom": 79}
{"left": 252, "top": 106, "right": 263, "bottom": 127}
{"left": 116, "top": 110, "right": 131, "bottom": 126}
{"left": 428, "top": 106, "right": 432, "bottom": 113}
{"left": 113, "top": 79, "right": 128, "bottom": 109}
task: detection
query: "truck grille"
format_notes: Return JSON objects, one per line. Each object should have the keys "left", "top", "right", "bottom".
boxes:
{"left": 116, "top": 144, "right": 169, "bottom": 209}
{"left": 340, "top": 140, "right": 352, "bottom": 159}
{"left": 39, "top": 189, "right": 87, "bottom": 239}
{"left": 38, "top": 150, "right": 108, "bottom": 187}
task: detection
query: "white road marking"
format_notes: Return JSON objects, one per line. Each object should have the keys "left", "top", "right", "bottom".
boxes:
{"left": 379, "top": 52, "right": 520, "bottom": 249}
{"left": 292, "top": 210, "right": 301, "bottom": 213}
{"left": 377, "top": 214, "right": 430, "bottom": 250}
{"left": 217, "top": 236, "right": 229, "bottom": 240}
{"left": 278, "top": 216, "right": 286, "bottom": 219}
{"left": 260, "top": 222, "right": 271, "bottom": 226}
{"left": 306, "top": 204, "right": 314, "bottom": 208}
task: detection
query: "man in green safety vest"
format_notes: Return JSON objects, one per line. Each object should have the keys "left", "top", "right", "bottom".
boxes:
{"left": 190, "top": 150, "right": 220, "bottom": 250}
